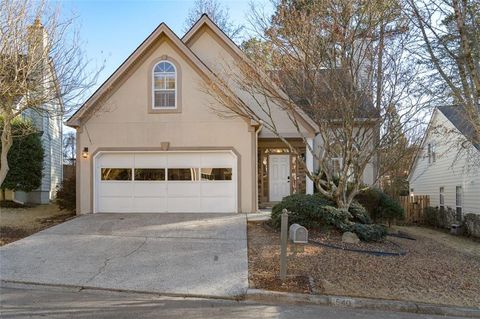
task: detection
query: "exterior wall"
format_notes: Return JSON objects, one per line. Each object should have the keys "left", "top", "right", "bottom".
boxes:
{"left": 313, "top": 132, "right": 376, "bottom": 186}
{"left": 76, "top": 38, "right": 255, "bottom": 214}
{"left": 409, "top": 110, "right": 480, "bottom": 215}
{"left": 186, "top": 26, "right": 313, "bottom": 138}
{"left": 19, "top": 100, "right": 63, "bottom": 204}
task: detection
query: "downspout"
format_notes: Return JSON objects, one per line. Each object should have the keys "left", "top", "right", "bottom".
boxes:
{"left": 254, "top": 124, "right": 263, "bottom": 212}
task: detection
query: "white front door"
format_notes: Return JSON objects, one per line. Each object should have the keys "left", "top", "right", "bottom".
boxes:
{"left": 269, "top": 155, "right": 290, "bottom": 202}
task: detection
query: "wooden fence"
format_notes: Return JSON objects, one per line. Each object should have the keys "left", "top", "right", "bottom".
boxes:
{"left": 399, "top": 195, "right": 430, "bottom": 224}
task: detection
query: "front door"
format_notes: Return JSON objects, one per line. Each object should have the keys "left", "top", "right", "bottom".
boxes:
{"left": 269, "top": 155, "right": 290, "bottom": 202}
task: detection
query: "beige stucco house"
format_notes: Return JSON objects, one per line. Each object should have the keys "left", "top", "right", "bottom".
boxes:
{"left": 66, "top": 16, "right": 347, "bottom": 214}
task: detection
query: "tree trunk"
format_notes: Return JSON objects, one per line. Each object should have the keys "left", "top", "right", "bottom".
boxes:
{"left": 0, "top": 118, "right": 13, "bottom": 186}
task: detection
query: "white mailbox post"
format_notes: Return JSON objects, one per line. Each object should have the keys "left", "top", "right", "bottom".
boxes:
{"left": 289, "top": 224, "right": 308, "bottom": 244}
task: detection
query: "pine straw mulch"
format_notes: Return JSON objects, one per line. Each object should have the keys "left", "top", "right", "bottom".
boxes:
{"left": 248, "top": 221, "right": 480, "bottom": 308}
{"left": 0, "top": 208, "right": 75, "bottom": 246}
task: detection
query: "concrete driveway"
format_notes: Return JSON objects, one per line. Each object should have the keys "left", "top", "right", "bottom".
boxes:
{"left": 0, "top": 213, "right": 248, "bottom": 298}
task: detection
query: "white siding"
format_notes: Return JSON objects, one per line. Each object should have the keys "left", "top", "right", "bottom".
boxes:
{"left": 409, "top": 110, "right": 480, "bottom": 215}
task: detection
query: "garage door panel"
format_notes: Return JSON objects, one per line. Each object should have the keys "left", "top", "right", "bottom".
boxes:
{"left": 200, "top": 153, "right": 234, "bottom": 167}
{"left": 168, "top": 198, "right": 201, "bottom": 212}
{"left": 201, "top": 198, "right": 235, "bottom": 212}
{"left": 98, "top": 197, "right": 133, "bottom": 212}
{"left": 167, "top": 183, "right": 201, "bottom": 197}
{"left": 99, "top": 182, "right": 133, "bottom": 197}
{"left": 134, "top": 153, "right": 167, "bottom": 167}
{"left": 99, "top": 153, "right": 134, "bottom": 167}
{"left": 133, "top": 182, "right": 167, "bottom": 197}
{"left": 200, "top": 182, "right": 234, "bottom": 197}
{"left": 167, "top": 153, "right": 198, "bottom": 167}
{"left": 133, "top": 197, "right": 167, "bottom": 212}
{"left": 96, "top": 152, "right": 236, "bottom": 213}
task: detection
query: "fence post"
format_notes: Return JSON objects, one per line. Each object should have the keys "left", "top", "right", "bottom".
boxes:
{"left": 280, "top": 209, "right": 288, "bottom": 282}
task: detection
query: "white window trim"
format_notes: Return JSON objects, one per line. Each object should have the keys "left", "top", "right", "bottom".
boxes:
{"left": 152, "top": 60, "right": 177, "bottom": 109}
{"left": 439, "top": 186, "right": 444, "bottom": 207}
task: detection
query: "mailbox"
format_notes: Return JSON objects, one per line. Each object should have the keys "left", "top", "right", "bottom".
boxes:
{"left": 289, "top": 223, "right": 308, "bottom": 243}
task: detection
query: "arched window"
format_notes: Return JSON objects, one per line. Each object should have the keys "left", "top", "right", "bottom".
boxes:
{"left": 153, "top": 61, "right": 176, "bottom": 108}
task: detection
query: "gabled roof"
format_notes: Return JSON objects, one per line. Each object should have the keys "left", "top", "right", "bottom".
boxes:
{"left": 66, "top": 23, "right": 222, "bottom": 127}
{"left": 67, "top": 15, "right": 319, "bottom": 135}
{"left": 183, "top": 14, "right": 320, "bottom": 134}
{"left": 407, "top": 105, "right": 480, "bottom": 181}
{"left": 438, "top": 105, "right": 480, "bottom": 151}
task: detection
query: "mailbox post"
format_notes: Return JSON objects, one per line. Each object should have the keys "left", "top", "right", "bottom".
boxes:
{"left": 280, "top": 209, "right": 288, "bottom": 282}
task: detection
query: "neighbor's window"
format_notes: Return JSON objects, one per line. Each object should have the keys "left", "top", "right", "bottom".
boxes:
{"left": 456, "top": 186, "right": 463, "bottom": 220}
{"left": 200, "top": 168, "right": 233, "bottom": 181}
{"left": 153, "top": 61, "right": 176, "bottom": 108}
{"left": 168, "top": 168, "right": 199, "bottom": 181}
{"left": 101, "top": 168, "right": 132, "bottom": 181}
{"left": 439, "top": 186, "right": 445, "bottom": 209}
{"left": 427, "top": 143, "right": 436, "bottom": 163}
{"left": 331, "top": 158, "right": 343, "bottom": 176}
{"left": 134, "top": 169, "right": 165, "bottom": 181}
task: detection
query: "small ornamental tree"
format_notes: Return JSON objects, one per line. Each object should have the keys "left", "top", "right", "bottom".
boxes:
{"left": 0, "top": 117, "right": 44, "bottom": 196}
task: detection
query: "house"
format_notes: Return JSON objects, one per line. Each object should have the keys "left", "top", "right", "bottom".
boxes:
{"left": 4, "top": 19, "right": 63, "bottom": 205}
{"left": 67, "top": 15, "right": 375, "bottom": 214}
{"left": 408, "top": 105, "right": 480, "bottom": 216}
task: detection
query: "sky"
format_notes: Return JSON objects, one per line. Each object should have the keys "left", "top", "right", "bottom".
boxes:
{"left": 57, "top": 0, "right": 257, "bottom": 92}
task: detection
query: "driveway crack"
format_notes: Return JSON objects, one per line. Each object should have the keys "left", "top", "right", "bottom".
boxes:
{"left": 84, "top": 237, "right": 148, "bottom": 284}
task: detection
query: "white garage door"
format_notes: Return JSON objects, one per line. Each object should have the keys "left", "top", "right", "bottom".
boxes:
{"left": 94, "top": 151, "right": 237, "bottom": 213}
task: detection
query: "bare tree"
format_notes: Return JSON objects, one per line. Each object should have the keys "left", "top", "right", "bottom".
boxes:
{"left": 0, "top": 0, "right": 99, "bottom": 185}
{"left": 406, "top": 0, "right": 480, "bottom": 156}
{"left": 63, "top": 131, "right": 75, "bottom": 165}
{"left": 184, "top": 0, "right": 244, "bottom": 41}
{"left": 203, "top": 0, "right": 429, "bottom": 209}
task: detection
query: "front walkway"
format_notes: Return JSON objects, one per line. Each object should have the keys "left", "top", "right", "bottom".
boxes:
{"left": 0, "top": 213, "right": 248, "bottom": 297}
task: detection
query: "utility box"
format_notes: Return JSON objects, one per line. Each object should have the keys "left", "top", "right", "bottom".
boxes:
{"left": 289, "top": 223, "right": 308, "bottom": 244}
{"left": 450, "top": 223, "right": 464, "bottom": 235}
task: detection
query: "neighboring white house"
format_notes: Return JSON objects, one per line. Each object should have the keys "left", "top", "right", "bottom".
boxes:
{"left": 408, "top": 105, "right": 480, "bottom": 216}
{"left": 5, "top": 20, "right": 63, "bottom": 204}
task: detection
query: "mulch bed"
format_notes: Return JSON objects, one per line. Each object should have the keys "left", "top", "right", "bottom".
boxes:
{"left": 248, "top": 220, "right": 480, "bottom": 308}
{"left": 0, "top": 212, "right": 75, "bottom": 246}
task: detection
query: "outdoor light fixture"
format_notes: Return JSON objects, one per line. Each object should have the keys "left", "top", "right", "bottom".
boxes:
{"left": 81, "top": 147, "right": 89, "bottom": 159}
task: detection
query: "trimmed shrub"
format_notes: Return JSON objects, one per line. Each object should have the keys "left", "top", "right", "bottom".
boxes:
{"left": 423, "top": 206, "right": 439, "bottom": 227}
{"left": 271, "top": 193, "right": 386, "bottom": 241}
{"left": 355, "top": 188, "right": 382, "bottom": 219}
{"left": 349, "top": 200, "right": 373, "bottom": 224}
{"left": 422, "top": 206, "right": 457, "bottom": 228}
{"left": 348, "top": 223, "right": 388, "bottom": 242}
{"left": 356, "top": 188, "right": 404, "bottom": 225}
{"left": 464, "top": 213, "right": 480, "bottom": 238}
{"left": 437, "top": 207, "right": 456, "bottom": 228}
{"left": 0, "top": 117, "right": 44, "bottom": 193}
{"left": 271, "top": 194, "right": 335, "bottom": 229}
{"left": 56, "top": 176, "right": 76, "bottom": 212}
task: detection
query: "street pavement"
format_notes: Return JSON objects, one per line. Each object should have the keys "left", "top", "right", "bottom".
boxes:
{"left": 0, "top": 283, "right": 470, "bottom": 319}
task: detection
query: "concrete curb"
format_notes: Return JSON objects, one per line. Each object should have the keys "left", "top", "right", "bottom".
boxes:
{"left": 246, "top": 288, "right": 480, "bottom": 318}
{"left": 0, "top": 280, "right": 245, "bottom": 301}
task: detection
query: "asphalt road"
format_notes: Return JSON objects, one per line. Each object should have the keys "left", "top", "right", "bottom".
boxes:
{"left": 0, "top": 283, "right": 470, "bottom": 319}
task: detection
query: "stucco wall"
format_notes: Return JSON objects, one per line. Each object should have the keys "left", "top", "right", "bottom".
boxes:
{"left": 76, "top": 37, "right": 255, "bottom": 214}
{"left": 409, "top": 110, "right": 480, "bottom": 215}
{"left": 186, "top": 26, "right": 313, "bottom": 138}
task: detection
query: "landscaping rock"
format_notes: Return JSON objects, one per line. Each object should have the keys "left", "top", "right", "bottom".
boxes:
{"left": 464, "top": 213, "right": 480, "bottom": 238}
{"left": 342, "top": 231, "right": 360, "bottom": 244}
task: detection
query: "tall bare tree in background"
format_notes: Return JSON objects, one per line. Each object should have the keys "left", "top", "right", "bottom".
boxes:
{"left": 184, "top": 0, "right": 244, "bottom": 41}
{"left": 0, "top": 0, "right": 99, "bottom": 185}
{"left": 204, "top": 0, "right": 429, "bottom": 209}
{"left": 407, "top": 0, "right": 480, "bottom": 162}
